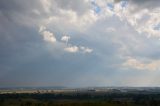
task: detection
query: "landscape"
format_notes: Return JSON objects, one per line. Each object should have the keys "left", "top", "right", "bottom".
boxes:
{"left": 1, "top": 0, "right": 160, "bottom": 106}
{"left": 1, "top": 87, "right": 160, "bottom": 106}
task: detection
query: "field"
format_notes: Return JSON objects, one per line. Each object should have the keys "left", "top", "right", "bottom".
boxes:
{"left": 0, "top": 88, "right": 160, "bottom": 106}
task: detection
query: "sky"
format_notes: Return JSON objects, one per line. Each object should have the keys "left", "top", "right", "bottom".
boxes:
{"left": 1, "top": 0, "right": 160, "bottom": 87}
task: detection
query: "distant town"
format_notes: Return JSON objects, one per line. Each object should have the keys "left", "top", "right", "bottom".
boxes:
{"left": 1, "top": 86, "right": 160, "bottom": 94}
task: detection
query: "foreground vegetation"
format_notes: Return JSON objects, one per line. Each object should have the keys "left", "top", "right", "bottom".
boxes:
{"left": 0, "top": 92, "right": 160, "bottom": 106}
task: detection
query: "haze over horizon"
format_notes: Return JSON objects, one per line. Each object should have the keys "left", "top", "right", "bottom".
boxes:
{"left": 1, "top": 0, "right": 160, "bottom": 87}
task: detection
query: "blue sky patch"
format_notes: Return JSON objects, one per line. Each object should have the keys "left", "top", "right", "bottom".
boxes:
{"left": 121, "top": 0, "right": 128, "bottom": 8}
{"left": 153, "top": 23, "right": 160, "bottom": 30}
{"left": 107, "top": 3, "right": 114, "bottom": 11}
{"left": 91, "top": 1, "right": 101, "bottom": 13}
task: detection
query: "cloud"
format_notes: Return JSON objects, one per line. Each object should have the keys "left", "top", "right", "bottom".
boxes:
{"left": 39, "top": 25, "right": 46, "bottom": 32}
{"left": 64, "top": 45, "right": 93, "bottom": 54}
{"left": 39, "top": 25, "right": 93, "bottom": 54}
{"left": 39, "top": 26, "right": 56, "bottom": 43}
{"left": 61, "top": 35, "right": 70, "bottom": 44}
{"left": 42, "top": 31, "right": 56, "bottom": 43}
{"left": 46, "top": 9, "right": 98, "bottom": 31}
{"left": 91, "top": 0, "right": 160, "bottom": 38}
{"left": 64, "top": 45, "right": 93, "bottom": 53}
{"left": 40, "top": 0, "right": 52, "bottom": 13}
{"left": 80, "top": 46, "right": 93, "bottom": 53}
{"left": 1, "top": 0, "right": 160, "bottom": 87}
{"left": 64, "top": 46, "right": 79, "bottom": 53}
{"left": 106, "top": 27, "right": 116, "bottom": 32}
{"left": 122, "top": 57, "right": 160, "bottom": 71}
{"left": 113, "top": 0, "right": 160, "bottom": 38}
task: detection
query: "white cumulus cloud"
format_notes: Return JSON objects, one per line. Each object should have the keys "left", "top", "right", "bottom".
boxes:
{"left": 39, "top": 26, "right": 56, "bottom": 43}
{"left": 64, "top": 46, "right": 79, "bottom": 53}
{"left": 61, "top": 35, "right": 70, "bottom": 43}
{"left": 80, "top": 46, "right": 93, "bottom": 53}
{"left": 42, "top": 31, "right": 56, "bottom": 43}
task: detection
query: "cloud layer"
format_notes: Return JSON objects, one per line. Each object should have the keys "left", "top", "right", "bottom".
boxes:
{"left": 0, "top": 0, "right": 160, "bottom": 87}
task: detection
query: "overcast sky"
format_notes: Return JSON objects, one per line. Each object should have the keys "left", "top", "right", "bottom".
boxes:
{"left": 1, "top": 0, "right": 160, "bottom": 87}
